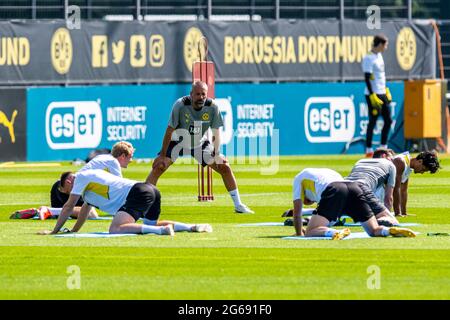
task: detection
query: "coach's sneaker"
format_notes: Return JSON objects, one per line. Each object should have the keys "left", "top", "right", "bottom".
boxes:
{"left": 38, "top": 206, "right": 53, "bottom": 220}
{"left": 192, "top": 224, "right": 213, "bottom": 233}
{"left": 332, "top": 228, "right": 351, "bottom": 240}
{"left": 235, "top": 204, "right": 254, "bottom": 214}
{"left": 161, "top": 225, "right": 175, "bottom": 236}
{"left": 389, "top": 227, "right": 416, "bottom": 238}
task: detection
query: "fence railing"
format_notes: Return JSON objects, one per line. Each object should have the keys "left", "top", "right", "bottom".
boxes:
{"left": 0, "top": 0, "right": 443, "bottom": 21}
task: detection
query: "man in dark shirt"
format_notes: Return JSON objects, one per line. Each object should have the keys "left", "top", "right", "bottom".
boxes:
{"left": 50, "top": 180, "right": 83, "bottom": 208}
{"left": 46, "top": 177, "right": 98, "bottom": 219}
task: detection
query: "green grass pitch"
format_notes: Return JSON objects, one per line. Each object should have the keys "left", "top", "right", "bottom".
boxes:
{"left": 1, "top": 154, "right": 449, "bottom": 299}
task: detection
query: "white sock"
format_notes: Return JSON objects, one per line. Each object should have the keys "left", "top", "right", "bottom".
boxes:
{"left": 366, "top": 147, "right": 374, "bottom": 154}
{"left": 143, "top": 219, "right": 192, "bottom": 232}
{"left": 48, "top": 208, "right": 62, "bottom": 216}
{"left": 229, "top": 189, "right": 242, "bottom": 207}
{"left": 141, "top": 224, "right": 164, "bottom": 235}
{"left": 324, "top": 229, "right": 338, "bottom": 237}
{"left": 173, "top": 222, "right": 194, "bottom": 232}
{"left": 381, "top": 227, "right": 390, "bottom": 237}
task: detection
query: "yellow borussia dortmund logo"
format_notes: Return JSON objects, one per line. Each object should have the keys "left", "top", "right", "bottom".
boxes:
{"left": 183, "top": 27, "right": 205, "bottom": 72}
{"left": 202, "top": 113, "right": 209, "bottom": 121}
{"left": 51, "top": 27, "right": 73, "bottom": 74}
{"left": 396, "top": 27, "right": 416, "bottom": 71}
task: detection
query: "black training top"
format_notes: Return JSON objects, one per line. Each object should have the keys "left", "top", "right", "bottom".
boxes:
{"left": 50, "top": 180, "right": 84, "bottom": 208}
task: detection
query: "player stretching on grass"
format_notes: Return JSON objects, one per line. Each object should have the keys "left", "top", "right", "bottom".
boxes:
{"left": 146, "top": 81, "right": 253, "bottom": 214}
{"left": 38, "top": 169, "right": 212, "bottom": 236}
{"left": 291, "top": 168, "right": 343, "bottom": 237}
{"left": 47, "top": 141, "right": 134, "bottom": 220}
{"left": 345, "top": 148, "right": 399, "bottom": 226}
{"left": 292, "top": 168, "right": 416, "bottom": 239}
{"left": 11, "top": 141, "right": 135, "bottom": 221}
{"left": 373, "top": 149, "right": 441, "bottom": 217}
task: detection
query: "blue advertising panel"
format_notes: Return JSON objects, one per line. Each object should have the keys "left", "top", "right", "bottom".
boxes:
{"left": 215, "top": 82, "right": 404, "bottom": 156}
{"left": 27, "top": 82, "right": 404, "bottom": 161}
{"left": 27, "top": 84, "right": 190, "bottom": 161}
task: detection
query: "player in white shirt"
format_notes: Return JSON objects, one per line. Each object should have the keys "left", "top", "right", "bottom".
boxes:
{"left": 362, "top": 34, "right": 392, "bottom": 157}
{"left": 291, "top": 168, "right": 344, "bottom": 237}
{"left": 40, "top": 141, "right": 135, "bottom": 220}
{"left": 291, "top": 168, "right": 416, "bottom": 239}
{"left": 39, "top": 169, "right": 212, "bottom": 236}
{"left": 373, "top": 149, "right": 441, "bottom": 217}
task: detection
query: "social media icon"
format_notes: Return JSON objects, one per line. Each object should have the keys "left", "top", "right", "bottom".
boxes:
{"left": 149, "top": 35, "right": 165, "bottom": 67}
{"left": 92, "top": 35, "right": 108, "bottom": 68}
{"left": 112, "top": 40, "right": 125, "bottom": 64}
{"left": 130, "top": 35, "right": 146, "bottom": 67}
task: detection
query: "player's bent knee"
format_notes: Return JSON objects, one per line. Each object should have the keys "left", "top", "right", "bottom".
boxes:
{"left": 216, "top": 163, "right": 231, "bottom": 175}
{"left": 109, "top": 225, "right": 119, "bottom": 234}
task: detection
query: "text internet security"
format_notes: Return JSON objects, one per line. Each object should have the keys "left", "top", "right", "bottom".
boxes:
{"left": 45, "top": 102, "right": 147, "bottom": 150}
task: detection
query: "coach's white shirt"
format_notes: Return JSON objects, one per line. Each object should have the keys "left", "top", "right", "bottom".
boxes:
{"left": 292, "top": 168, "right": 344, "bottom": 203}
{"left": 362, "top": 52, "right": 386, "bottom": 95}
{"left": 71, "top": 169, "right": 135, "bottom": 214}
{"left": 78, "top": 154, "right": 122, "bottom": 177}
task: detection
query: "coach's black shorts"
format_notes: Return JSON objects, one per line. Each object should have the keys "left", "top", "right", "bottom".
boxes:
{"left": 162, "top": 139, "right": 215, "bottom": 167}
{"left": 356, "top": 182, "right": 386, "bottom": 214}
{"left": 118, "top": 183, "right": 161, "bottom": 221}
{"left": 314, "top": 181, "right": 374, "bottom": 223}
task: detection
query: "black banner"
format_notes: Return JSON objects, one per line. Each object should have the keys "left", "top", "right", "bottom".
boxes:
{"left": 0, "top": 20, "right": 436, "bottom": 84}
{"left": 0, "top": 89, "right": 26, "bottom": 161}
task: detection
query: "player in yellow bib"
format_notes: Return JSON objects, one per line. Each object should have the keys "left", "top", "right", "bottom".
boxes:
{"left": 39, "top": 169, "right": 212, "bottom": 236}
{"left": 291, "top": 168, "right": 416, "bottom": 239}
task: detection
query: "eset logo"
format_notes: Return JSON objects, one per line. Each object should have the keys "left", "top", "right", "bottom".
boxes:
{"left": 45, "top": 101, "right": 102, "bottom": 150}
{"left": 304, "top": 97, "right": 355, "bottom": 143}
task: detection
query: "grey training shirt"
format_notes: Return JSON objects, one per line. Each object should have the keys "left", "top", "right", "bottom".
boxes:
{"left": 345, "top": 158, "right": 396, "bottom": 192}
{"left": 168, "top": 96, "right": 223, "bottom": 148}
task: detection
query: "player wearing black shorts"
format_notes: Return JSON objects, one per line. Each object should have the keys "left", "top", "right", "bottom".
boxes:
{"left": 39, "top": 170, "right": 212, "bottom": 236}
{"left": 307, "top": 181, "right": 416, "bottom": 239}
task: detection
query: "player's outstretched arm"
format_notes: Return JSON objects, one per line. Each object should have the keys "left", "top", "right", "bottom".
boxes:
{"left": 384, "top": 185, "right": 394, "bottom": 212}
{"left": 159, "top": 126, "right": 175, "bottom": 158}
{"left": 70, "top": 203, "right": 92, "bottom": 232}
{"left": 50, "top": 194, "right": 80, "bottom": 234}
{"left": 392, "top": 158, "right": 405, "bottom": 216}
{"left": 293, "top": 199, "right": 304, "bottom": 236}
{"left": 400, "top": 180, "right": 409, "bottom": 215}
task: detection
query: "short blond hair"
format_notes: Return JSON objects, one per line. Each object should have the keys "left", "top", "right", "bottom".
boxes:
{"left": 111, "top": 141, "right": 134, "bottom": 158}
